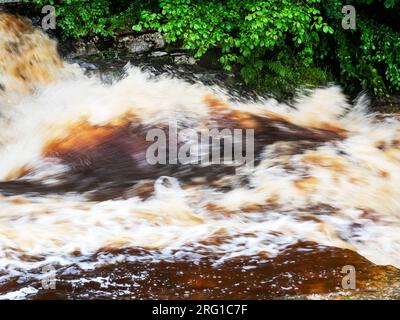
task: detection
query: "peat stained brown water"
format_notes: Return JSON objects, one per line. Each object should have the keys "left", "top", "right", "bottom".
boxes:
{"left": 2, "top": 242, "right": 399, "bottom": 300}
{"left": 1, "top": 13, "right": 400, "bottom": 300}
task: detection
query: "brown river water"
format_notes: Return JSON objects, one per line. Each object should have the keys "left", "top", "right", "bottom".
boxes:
{"left": 0, "top": 12, "right": 400, "bottom": 300}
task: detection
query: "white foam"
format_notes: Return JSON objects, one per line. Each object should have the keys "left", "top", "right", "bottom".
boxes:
{"left": 1, "top": 22, "right": 400, "bottom": 280}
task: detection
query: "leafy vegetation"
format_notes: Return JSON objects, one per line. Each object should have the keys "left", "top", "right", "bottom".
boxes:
{"left": 26, "top": 0, "right": 400, "bottom": 99}
{"left": 321, "top": 0, "right": 400, "bottom": 98}
{"left": 131, "top": 0, "right": 334, "bottom": 97}
{"left": 24, "top": 0, "right": 150, "bottom": 37}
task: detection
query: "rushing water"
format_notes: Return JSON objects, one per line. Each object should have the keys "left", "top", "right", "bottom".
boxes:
{"left": 0, "top": 13, "right": 400, "bottom": 300}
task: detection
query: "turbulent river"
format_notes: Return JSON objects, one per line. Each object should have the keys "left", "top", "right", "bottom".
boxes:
{"left": 0, "top": 12, "right": 399, "bottom": 300}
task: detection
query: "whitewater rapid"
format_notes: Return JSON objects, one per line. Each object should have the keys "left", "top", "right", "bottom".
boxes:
{"left": 1, "top": 13, "right": 400, "bottom": 281}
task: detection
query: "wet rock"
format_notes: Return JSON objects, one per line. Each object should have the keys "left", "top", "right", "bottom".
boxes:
{"left": 373, "top": 94, "right": 400, "bottom": 112}
{"left": 150, "top": 51, "right": 169, "bottom": 57}
{"left": 66, "top": 37, "right": 102, "bottom": 59}
{"left": 70, "top": 59, "right": 98, "bottom": 71}
{"left": 172, "top": 54, "right": 196, "bottom": 65}
{"left": 119, "top": 32, "right": 166, "bottom": 54}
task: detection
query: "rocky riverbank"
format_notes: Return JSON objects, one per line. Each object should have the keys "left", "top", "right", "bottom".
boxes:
{"left": 58, "top": 31, "right": 400, "bottom": 112}
{"left": 2, "top": 2, "right": 399, "bottom": 110}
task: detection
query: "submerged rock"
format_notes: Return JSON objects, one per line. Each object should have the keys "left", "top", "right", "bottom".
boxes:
{"left": 5, "top": 242, "right": 399, "bottom": 300}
